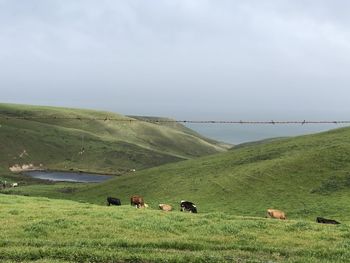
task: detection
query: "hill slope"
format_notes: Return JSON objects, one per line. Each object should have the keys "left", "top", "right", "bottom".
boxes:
{"left": 0, "top": 194, "right": 349, "bottom": 263}
{"left": 129, "top": 115, "right": 232, "bottom": 149}
{"left": 0, "top": 103, "right": 227, "bottom": 175}
{"left": 24, "top": 126, "right": 349, "bottom": 220}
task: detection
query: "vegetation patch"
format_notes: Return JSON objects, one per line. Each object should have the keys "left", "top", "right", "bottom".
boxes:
{"left": 0, "top": 194, "right": 349, "bottom": 262}
{"left": 311, "top": 173, "right": 350, "bottom": 195}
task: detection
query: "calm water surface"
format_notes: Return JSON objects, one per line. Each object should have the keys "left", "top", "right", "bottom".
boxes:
{"left": 186, "top": 123, "right": 350, "bottom": 144}
{"left": 23, "top": 171, "right": 113, "bottom": 183}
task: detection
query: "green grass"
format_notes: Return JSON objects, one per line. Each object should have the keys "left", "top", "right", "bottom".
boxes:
{"left": 0, "top": 194, "right": 349, "bottom": 263}
{"left": 7, "top": 126, "right": 350, "bottom": 221}
{"left": 0, "top": 103, "right": 227, "bottom": 176}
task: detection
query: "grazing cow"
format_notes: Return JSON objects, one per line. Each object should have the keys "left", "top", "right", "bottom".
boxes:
{"left": 266, "top": 209, "right": 286, "bottom": 220}
{"left": 11, "top": 183, "right": 18, "bottom": 187}
{"left": 316, "top": 217, "right": 340, "bottom": 225}
{"left": 180, "top": 200, "right": 197, "bottom": 213}
{"left": 159, "top": 204, "right": 172, "bottom": 212}
{"left": 130, "top": 195, "right": 145, "bottom": 208}
{"left": 107, "top": 197, "right": 121, "bottom": 206}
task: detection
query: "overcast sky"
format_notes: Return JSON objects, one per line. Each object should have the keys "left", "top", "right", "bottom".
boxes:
{"left": 1, "top": 0, "right": 350, "bottom": 121}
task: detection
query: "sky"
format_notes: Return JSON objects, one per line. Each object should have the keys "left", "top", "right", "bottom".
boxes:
{"left": 1, "top": 0, "right": 350, "bottom": 123}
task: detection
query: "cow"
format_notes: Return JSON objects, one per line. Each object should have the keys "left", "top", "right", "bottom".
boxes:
{"left": 316, "top": 217, "right": 340, "bottom": 225}
{"left": 130, "top": 195, "right": 145, "bottom": 208}
{"left": 107, "top": 197, "right": 121, "bottom": 206}
{"left": 159, "top": 204, "right": 172, "bottom": 212}
{"left": 180, "top": 200, "right": 197, "bottom": 213}
{"left": 11, "top": 183, "right": 18, "bottom": 187}
{"left": 266, "top": 209, "right": 286, "bottom": 220}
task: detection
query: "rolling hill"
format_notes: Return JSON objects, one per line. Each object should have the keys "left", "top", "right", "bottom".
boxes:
{"left": 0, "top": 103, "right": 229, "bottom": 177}
{"left": 10, "top": 125, "right": 350, "bottom": 220}
{"left": 3, "top": 103, "right": 350, "bottom": 221}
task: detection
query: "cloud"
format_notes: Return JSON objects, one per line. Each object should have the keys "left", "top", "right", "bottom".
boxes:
{"left": 0, "top": 0, "right": 349, "bottom": 118}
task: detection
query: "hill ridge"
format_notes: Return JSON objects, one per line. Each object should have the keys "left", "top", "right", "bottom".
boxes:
{"left": 0, "top": 103, "right": 227, "bottom": 175}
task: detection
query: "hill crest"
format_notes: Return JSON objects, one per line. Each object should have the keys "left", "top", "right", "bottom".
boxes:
{"left": 0, "top": 103, "right": 228, "bottom": 175}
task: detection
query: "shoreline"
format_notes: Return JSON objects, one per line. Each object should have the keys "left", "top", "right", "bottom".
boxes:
{"left": 22, "top": 170, "right": 115, "bottom": 183}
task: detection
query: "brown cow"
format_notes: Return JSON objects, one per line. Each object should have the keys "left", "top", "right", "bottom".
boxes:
{"left": 267, "top": 209, "right": 286, "bottom": 220}
{"left": 130, "top": 195, "right": 144, "bottom": 208}
{"left": 159, "top": 204, "right": 172, "bottom": 212}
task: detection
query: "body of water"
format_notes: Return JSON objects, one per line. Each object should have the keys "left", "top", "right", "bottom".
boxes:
{"left": 23, "top": 171, "right": 113, "bottom": 183}
{"left": 186, "top": 123, "right": 350, "bottom": 145}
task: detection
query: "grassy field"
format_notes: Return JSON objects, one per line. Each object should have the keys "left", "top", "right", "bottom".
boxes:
{"left": 0, "top": 194, "right": 349, "bottom": 263}
{"left": 0, "top": 103, "right": 228, "bottom": 177}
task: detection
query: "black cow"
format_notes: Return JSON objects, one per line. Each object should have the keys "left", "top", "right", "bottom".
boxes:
{"left": 180, "top": 200, "right": 197, "bottom": 213}
{"left": 316, "top": 217, "right": 340, "bottom": 224}
{"left": 1, "top": 181, "right": 7, "bottom": 189}
{"left": 107, "top": 197, "right": 121, "bottom": 206}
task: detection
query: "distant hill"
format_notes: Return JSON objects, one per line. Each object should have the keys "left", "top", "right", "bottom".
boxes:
{"left": 0, "top": 103, "right": 228, "bottom": 175}
{"left": 232, "top": 137, "right": 287, "bottom": 150}
{"left": 56, "top": 126, "right": 350, "bottom": 220}
{"left": 128, "top": 115, "right": 232, "bottom": 149}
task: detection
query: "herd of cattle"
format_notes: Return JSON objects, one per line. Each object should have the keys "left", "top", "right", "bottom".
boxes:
{"left": 107, "top": 195, "right": 197, "bottom": 213}
{"left": 0, "top": 181, "right": 341, "bottom": 224}
{"left": 0, "top": 181, "right": 342, "bottom": 224}
{"left": 107, "top": 196, "right": 340, "bottom": 224}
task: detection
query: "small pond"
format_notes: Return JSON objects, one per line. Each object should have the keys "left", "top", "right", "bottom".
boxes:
{"left": 23, "top": 171, "right": 113, "bottom": 183}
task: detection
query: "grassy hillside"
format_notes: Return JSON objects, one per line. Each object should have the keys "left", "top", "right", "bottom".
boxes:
{"left": 0, "top": 103, "right": 227, "bottom": 176}
{"left": 232, "top": 137, "right": 286, "bottom": 150}
{"left": 7, "top": 126, "right": 350, "bottom": 221}
{"left": 1, "top": 194, "right": 349, "bottom": 263}
{"left": 129, "top": 115, "right": 232, "bottom": 149}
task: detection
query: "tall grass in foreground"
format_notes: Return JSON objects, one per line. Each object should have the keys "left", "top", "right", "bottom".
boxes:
{"left": 0, "top": 194, "right": 349, "bottom": 262}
